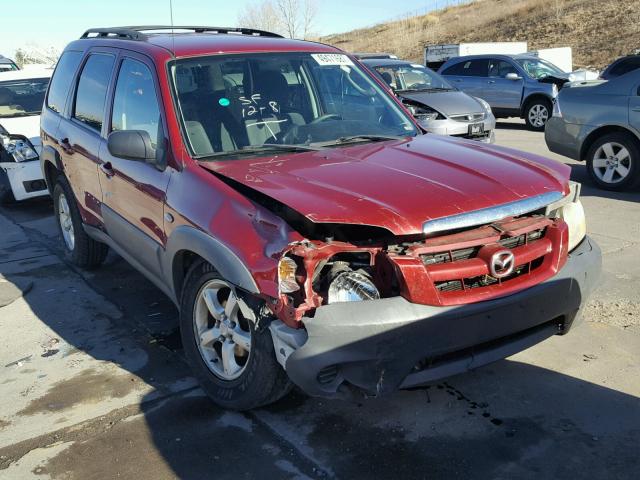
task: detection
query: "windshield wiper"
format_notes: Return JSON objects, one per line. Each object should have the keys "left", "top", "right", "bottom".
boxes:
{"left": 198, "top": 143, "right": 324, "bottom": 160}
{"left": 311, "top": 134, "right": 407, "bottom": 148}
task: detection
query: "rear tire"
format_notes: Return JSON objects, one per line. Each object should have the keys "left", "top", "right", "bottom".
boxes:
{"left": 180, "top": 260, "right": 292, "bottom": 410}
{"left": 52, "top": 176, "right": 108, "bottom": 269}
{"left": 524, "top": 98, "right": 551, "bottom": 131}
{"left": 586, "top": 132, "right": 640, "bottom": 191}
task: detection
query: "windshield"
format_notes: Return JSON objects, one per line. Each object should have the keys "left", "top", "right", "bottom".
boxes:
{"left": 373, "top": 63, "right": 454, "bottom": 92}
{"left": 0, "top": 77, "right": 49, "bottom": 118}
{"left": 516, "top": 58, "right": 564, "bottom": 79}
{"left": 170, "top": 52, "right": 418, "bottom": 158}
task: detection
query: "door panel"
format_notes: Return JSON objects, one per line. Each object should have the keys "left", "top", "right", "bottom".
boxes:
{"left": 98, "top": 55, "right": 171, "bottom": 278}
{"left": 61, "top": 51, "right": 117, "bottom": 224}
{"left": 630, "top": 87, "right": 640, "bottom": 133}
{"left": 485, "top": 59, "right": 523, "bottom": 110}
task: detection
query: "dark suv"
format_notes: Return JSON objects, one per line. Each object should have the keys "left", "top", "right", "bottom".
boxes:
{"left": 40, "top": 27, "right": 600, "bottom": 410}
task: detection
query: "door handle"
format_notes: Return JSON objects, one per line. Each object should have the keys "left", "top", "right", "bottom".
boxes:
{"left": 454, "top": 79, "right": 462, "bottom": 82}
{"left": 632, "top": 107, "right": 640, "bottom": 112}
{"left": 100, "top": 162, "right": 115, "bottom": 178}
{"left": 58, "top": 137, "right": 74, "bottom": 154}
{"left": 488, "top": 80, "right": 496, "bottom": 84}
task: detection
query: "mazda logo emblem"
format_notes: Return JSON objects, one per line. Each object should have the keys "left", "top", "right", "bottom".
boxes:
{"left": 490, "top": 250, "right": 515, "bottom": 278}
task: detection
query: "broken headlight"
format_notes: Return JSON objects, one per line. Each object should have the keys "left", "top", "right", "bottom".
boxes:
{"left": 1, "top": 134, "right": 38, "bottom": 162}
{"left": 403, "top": 101, "right": 444, "bottom": 122}
{"left": 327, "top": 270, "right": 380, "bottom": 304}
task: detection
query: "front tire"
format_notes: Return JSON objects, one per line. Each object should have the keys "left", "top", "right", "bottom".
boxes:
{"left": 52, "top": 176, "right": 108, "bottom": 269}
{"left": 180, "top": 260, "right": 292, "bottom": 410}
{"left": 524, "top": 99, "right": 551, "bottom": 131}
{"left": 586, "top": 133, "right": 640, "bottom": 191}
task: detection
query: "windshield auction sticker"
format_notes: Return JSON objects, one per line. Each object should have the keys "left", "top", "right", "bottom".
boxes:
{"left": 311, "top": 54, "right": 354, "bottom": 66}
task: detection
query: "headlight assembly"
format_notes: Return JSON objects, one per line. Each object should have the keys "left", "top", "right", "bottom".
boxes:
{"left": 546, "top": 181, "right": 586, "bottom": 252}
{"left": 559, "top": 199, "right": 586, "bottom": 252}
{"left": 475, "top": 97, "right": 492, "bottom": 114}
{"left": 327, "top": 271, "right": 380, "bottom": 304}
{"left": 278, "top": 256, "right": 300, "bottom": 294}
{"left": 1, "top": 134, "right": 39, "bottom": 162}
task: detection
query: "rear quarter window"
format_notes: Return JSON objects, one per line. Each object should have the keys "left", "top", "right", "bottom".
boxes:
{"left": 73, "top": 53, "right": 115, "bottom": 132}
{"left": 46, "top": 51, "right": 82, "bottom": 114}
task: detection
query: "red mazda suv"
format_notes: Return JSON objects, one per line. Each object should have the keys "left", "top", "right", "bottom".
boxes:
{"left": 40, "top": 26, "right": 601, "bottom": 410}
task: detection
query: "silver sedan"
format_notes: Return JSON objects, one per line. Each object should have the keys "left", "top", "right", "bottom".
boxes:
{"left": 545, "top": 69, "right": 640, "bottom": 191}
{"left": 363, "top": 59, "right": 496, "bottom": 143}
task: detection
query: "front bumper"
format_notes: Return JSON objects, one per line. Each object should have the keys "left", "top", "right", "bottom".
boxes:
{"left": 285, "top": 236, "right": 601, "bottom": 398}
{"left": 0, "top": 160, "right": 48, "bottom": 201}
{"left": 420, "top": 113, "right": 496, "bottom": 143}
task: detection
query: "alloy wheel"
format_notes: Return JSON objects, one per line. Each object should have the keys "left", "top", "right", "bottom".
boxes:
{"left": 193, "top": 279, "right": 252, "bottom": 381}
{"left": 592, "top": 142, "right": 631, "bottom": 185}
{"left": 528, "top": 104, "right": 549, "bottom": 128}
{"left": 58, "top": 192, "right": 75, "bottom": 251}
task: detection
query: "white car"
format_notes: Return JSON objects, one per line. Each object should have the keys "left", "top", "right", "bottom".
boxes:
{"left": 0, "top": 68, "right": 52, "bottom": 203}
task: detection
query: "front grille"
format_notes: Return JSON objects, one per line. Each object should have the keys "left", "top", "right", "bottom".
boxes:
{"left": 317, "top": 365, "right": 339, "bottom": 385}
{"left": 450, "top": 112, "right": 485, "bottom": 122}
{"left": 435, "top": 261, "right": 539, "bottom": 292}
{"left": 421, "top": 228, "right": 545, "bottom": 266}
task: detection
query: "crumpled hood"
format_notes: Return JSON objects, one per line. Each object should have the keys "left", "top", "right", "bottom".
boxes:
{"left": 398, "top": 90, "right": 484, "bottom": 117}
{"left": 201, "top": 134, "right": 569, "bottom": 236}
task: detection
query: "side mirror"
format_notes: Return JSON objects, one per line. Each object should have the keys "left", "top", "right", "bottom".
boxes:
{"left": 107, "top": 130, "right": 156, "bottom": 162}
{"left": 505, "top": 72, "right": 522, "bottom": 81}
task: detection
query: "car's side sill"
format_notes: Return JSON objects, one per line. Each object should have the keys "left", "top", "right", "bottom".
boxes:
{"left": 83, "top": 223, "right": 177, "bottom": 304}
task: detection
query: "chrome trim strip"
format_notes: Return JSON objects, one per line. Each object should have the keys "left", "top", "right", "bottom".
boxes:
{"left": 422, "top": 191, "right": 564, "bottom": 235}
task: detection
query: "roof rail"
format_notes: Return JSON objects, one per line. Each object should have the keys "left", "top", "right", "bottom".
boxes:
{"left": 80, "top": 26, "right": 283, "bottom": 40}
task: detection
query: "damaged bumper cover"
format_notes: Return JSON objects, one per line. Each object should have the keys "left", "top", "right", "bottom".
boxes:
{"left": 285, "top": 236, "right": 601, "bottom": 398}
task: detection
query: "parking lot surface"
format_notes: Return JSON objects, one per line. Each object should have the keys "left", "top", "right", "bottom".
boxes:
{"left": 1, "top": 121, "right": 639, "bottom": 479}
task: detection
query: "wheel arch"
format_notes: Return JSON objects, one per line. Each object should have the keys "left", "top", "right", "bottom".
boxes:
{"left": 521, "top": 93, "right": 553, "bottom": 117}
{"left": 40, "top": 145, "right": 63, "bottom": 194}
{"left": 580, "top": 125, "right": 640, "bottom": 161}
{"left": 166, "top": 226, "right": 260, "bottom": 304}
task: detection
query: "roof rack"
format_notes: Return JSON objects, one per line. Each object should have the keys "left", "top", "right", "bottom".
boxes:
{"left": 80, "top": 26, "right": 283, "bottom": 41}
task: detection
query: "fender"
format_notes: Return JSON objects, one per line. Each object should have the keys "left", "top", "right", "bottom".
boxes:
{"left": 40, "top": 145, "right": 63, "bottom": 193}
{"left": 164, "top": 225, "right": 260, "bottom": 303}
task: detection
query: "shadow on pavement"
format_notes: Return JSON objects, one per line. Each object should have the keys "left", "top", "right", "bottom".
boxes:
{"left": 1, "top": 202, "right": 638, "bottom": 479}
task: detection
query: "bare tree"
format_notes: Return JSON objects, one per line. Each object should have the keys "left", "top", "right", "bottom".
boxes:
{"left": 302, "top": 0, "right": 318, "bottom": 39}
{"left": 237, "top": 0, "right": 319, "bottom": 39}
{"left": 276, "top": 0, "right": 301, "bottom": 38}
{"left": 237, "top": 0, "right": 283, "bottom": 35}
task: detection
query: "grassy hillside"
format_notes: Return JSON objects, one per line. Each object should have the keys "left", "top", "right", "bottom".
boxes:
{"left": 321, "top": 0, "right": 640, "bottom": 69}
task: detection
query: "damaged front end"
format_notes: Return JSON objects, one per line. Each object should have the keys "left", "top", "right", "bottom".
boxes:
{"left": 0, "top": 125, "right": 46, "bottom": 201}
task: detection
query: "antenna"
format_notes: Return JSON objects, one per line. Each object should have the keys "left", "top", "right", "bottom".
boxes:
{"left": 169, "top": 0, "right": 175, "bottom": 55}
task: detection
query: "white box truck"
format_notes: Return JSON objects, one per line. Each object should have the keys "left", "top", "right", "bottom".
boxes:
{"left": 424, "top": 42, "right": 528, "bottom": 69}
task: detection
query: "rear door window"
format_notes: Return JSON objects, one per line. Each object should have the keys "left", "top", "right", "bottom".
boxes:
{"left": 111, "top": 58, "right": 161, "bottom": 147}
{"left": 46, "top": 50, "right": 82, "bottom": 114}
{"left": 609, "top": 58, "right": 640, "bottom": 78}
{"left": 73, "top": 53, "right": 115, "bottom": 132}
{"left": 442, "top": 59, "right": 489, "bottom": 77}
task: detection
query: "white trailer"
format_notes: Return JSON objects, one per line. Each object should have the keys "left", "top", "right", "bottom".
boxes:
{"left": 424, "top": 42, "right": 528, "bottom": 68}
{"left": 531, "top": 47, "right": 572, "bottom": 72}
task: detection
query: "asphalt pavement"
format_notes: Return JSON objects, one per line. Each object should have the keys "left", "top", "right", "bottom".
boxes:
{"left": 0, "top": 120, "right": 639, "bottom": 479}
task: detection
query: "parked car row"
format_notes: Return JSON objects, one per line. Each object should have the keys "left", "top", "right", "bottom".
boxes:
{"left": 33, "top": 26, "right": 600, "bottom": 410}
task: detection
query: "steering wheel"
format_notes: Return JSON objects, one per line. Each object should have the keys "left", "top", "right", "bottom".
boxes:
{"left": 310, "top": 114, "right": 342, "bottom": 125}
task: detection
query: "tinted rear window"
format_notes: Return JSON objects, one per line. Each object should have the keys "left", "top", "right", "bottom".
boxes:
{"left": 46, "top": 51, "right": 82, "bottom": 113}
{"left": 608, "top": 57, "right": 640, "bottom": 78}
{"left": 73, "top": 54, "right": 115, "bottom": 131}
{"left": 442, "top": 59, "right": 489, "bottom": 77}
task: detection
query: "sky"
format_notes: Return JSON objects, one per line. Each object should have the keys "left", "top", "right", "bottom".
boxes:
{"left": 1, "top": 0, "right": 442, "bottom": 58}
